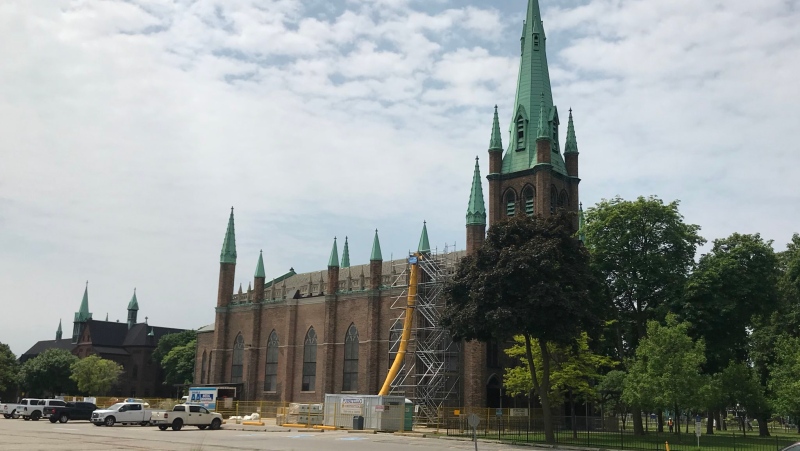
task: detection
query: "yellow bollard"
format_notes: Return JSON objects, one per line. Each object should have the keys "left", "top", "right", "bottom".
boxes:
{"left": 665, "top": 442, "right": 670, "bottom": 451}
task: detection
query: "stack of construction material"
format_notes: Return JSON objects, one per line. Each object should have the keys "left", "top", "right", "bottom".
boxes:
{"left": 285, "top": 403, "right": 324, "bottom": 425}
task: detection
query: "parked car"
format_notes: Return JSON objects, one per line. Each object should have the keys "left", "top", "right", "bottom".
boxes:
{"left": 1, "top": 402, "right": 21, "bottom": 419}
{"left": 19, "top": 399, "right": 67, "bottom": 421}
{"left": 44, "top": 402, "right": 98, "bottom": 423}
{"left": 91, "top": 402, "right": 152, "bottom": 427}
{"left": 150, "top": 404, "right": 222, "bottom": 431}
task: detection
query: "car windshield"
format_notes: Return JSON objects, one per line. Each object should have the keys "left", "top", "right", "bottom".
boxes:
{"left": 106, "top": 403, "right": 125, "bottom": 410}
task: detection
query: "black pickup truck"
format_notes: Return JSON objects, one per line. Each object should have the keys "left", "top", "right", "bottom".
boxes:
{"left": 44, "top": 402, "right": 98, "bottom": 423}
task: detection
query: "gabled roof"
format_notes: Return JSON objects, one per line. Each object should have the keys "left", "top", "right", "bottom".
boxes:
{"left": 122, "top": 323, "right": 186, "bottom": 347}
{"left": 20, "top": 340, "right": 76, "bottom": 362}
{"left": 85, "top": 320, "right": 129, "bottom": 347}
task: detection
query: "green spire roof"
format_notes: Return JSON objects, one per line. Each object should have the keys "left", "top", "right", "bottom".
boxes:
{"left": 501, "top": 0, "right": 567, "bottom": 175}
{"left": 74, "top": 282, "right": 92, "bottom": 322}
{"left": 220, "top": 207, "right": 237, "bottom": 264}
{"left": 328, "top": 237, "right": 339, "bottom": 268}
{"left": 564, "top": 108, "right": 578, "bottom": 154}
{"left": 255, "top": 250, "right": 266, "bottom": 278}
{"left": 418, "top": 222, "right": 431, "bottom": 254}
{"left": 56, "top": 319, "right": 62, "bottom": 340}
{"left": 466, "top": 157, "right": 487, "bottom": 226}
{"left": 579, "top": 203, "right": 586, "bottom": 243}
{"left": 341, "top": 237, "right": 351, "bottom": 268}
{"left": 489, "top": 106, "right": 503, "bottom": 151}
{"left": 536, "top": 94, "right": 550, "bottom": 140}
{"left": 127, "top": 288, "right": 139, "bottom": 311}
{"left": 370, "top": 229, "right": 383, "bottom": 261}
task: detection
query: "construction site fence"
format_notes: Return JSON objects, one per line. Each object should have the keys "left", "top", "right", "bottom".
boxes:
{"left": 441, "top": 409, "right": 799, "bottom": 451}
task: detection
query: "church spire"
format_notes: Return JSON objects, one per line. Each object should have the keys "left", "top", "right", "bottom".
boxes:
{"left": 56, "top": 319, "right": 62, "bottom": 341}
{"left": 564, "top": 109, "right": 579, "bottom": 154}
{"left": 341, "top": 237, "right": 351, "bottom": 268}
{"left": 536, "top": 93, "right": 550, "bottom": 140}
{"left": 466, "top": 157, "right": 486, "bottom": 226}
{"left": 370, "top": 230, "right": 383, "bottom": 261}
{"left": 127, "top": 288, "right": 139, "bottom": 329}
{"left": 328, "top": 237, "right": 340, "bottom": 268}
{"left": 74, "top": 282, "right": 92, "bottom": 322}
{"left": 489, "top": 106, "right": 503, "bottom": 152}
{"left": 254, "top": 250, "right": 266, "bottom": 278}
{"left": 418, "top": 222, "right": 431, "bottom": 254}
{"left": 220, "top": 207, "right": 237, "bottom": 264}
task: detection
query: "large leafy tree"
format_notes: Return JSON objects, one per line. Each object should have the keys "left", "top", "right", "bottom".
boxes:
{"left": 441, "top": 212, "right": 599, "bottom": 444}
{"left": 161, "top": 339, "right": 196, "bottom": 386}
{"left": 18, "top": 349, "right": 78, "bottom": 397}
{"left": 0, "top": 343, "right": 19, "bottom": 397}
{"left": 623, "top": 315, "right": 706, "bottom": 436}
{"left": 585, "top": 196, "right": 704, "bottom": 434}
{"left": 152, "top": 330, "right": 196, "bottom": 365}
{"left": 769, "top": 335, "right": 800, "bottom": 430}
{"left": 69, "top": 355, "right": 123, "bottom": 396}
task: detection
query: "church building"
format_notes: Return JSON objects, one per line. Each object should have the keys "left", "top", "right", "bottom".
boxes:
{"left": 195, "top": 0, "right": 582, "bottom": 410}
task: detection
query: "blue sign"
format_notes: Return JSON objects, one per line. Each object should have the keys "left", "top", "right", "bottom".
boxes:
{"left": 188, "top": 387, "right": 218, "bottom": 410}
{"left": 408, "top": 256, "right": 418, "bottom": 264}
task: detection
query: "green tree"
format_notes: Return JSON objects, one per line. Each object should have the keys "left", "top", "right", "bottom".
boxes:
{"left": 442, "top": 212, "right": 599, "bottom": 444}
{"left": 598, "top": 370, "right": 629, "bottom": 426}
{"left": 0, "top": 343, "right": 19, "bottom": 397}
{"left": 768, "top": 335, "right": 800, "bottom": 431}
{"left": 623, "top": 314, "right": 706, "bottom": 436}
{"left": 161, "top": 339, "right": 196, "bottom": 386}
{"left": 152, "top": 330, "right": 196, "bottom": 364}
{"left": 18, "top": 349, "right": 78, "bottom": 397}
{"left": 585, "top": 196, "right": 704, "bottom": 434}
{"left": 69, "top": 355, "right": 123, "bottom": 395}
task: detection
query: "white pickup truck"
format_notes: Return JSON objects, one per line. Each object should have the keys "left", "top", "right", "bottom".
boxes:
{"left": 150, "top": 404, "right": 222, "bottom": 431}
{"left": 1, "top": 401, "right": 21, "bottom": 419}
{"left": 18, "top": 399, "right": 67, "bottom": 421}
{"left": 91, "top": 402, "right": 153, "bottom": 427}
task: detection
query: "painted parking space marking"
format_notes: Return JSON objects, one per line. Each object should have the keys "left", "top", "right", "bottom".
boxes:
{"left": 337, "top": 437, "right": 367, "bottom": 441}
{"left": 287, "top": 434, "right": 315, "bottom": 438}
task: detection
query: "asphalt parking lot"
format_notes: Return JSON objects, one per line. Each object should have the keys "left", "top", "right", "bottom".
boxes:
{"left": 0, "top": 418, "right": 531, "bottom": 451}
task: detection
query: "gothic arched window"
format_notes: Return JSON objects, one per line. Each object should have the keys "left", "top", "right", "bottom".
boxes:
{"left": 264, "top": 331, "right": 279, "bottom": 392}
{"left": 523, "top": 186, "right": 535, "bottom": 217}
{"left": 302, "top": 328, "right": 317, "bottom": 391}
{"left": 343, "top": 324, "right": 359, "bottom": 392}
{"left": 505, "top": 190, "right": 517, "bottom": 217}
{"left": 559, "top": 190, "right": 569, "bottom": 209}
{"left": 231, "top": 334, "right": 244, "bottom": 384}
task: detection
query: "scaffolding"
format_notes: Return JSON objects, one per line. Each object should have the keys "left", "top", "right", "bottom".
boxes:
{"left": 386, "top": 246, "right": 462, "bottom": 424}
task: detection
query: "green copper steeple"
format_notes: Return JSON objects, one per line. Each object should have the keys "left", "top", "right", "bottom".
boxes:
{"left": 255, "top": 250, "right": 266, "bottom": 278}
{"left": 370, "top": 230, "right": 383, "bottom": 261}
{"left": 341, "top": 237, "right": 351, "bottom": 268}
{"left": 536, "top": 94, "right": 550, "bottom": 140}
{"left": 489, "top": 106, "right": 503, "bottom": 151}
{"left": 56, "top": 320, "right": 62, "bottom": 341}
{"left": 74, "top": 282, "right": 92, "bottom": 322}
{"left": 127, "top": 289, "right": 139, "bottom": 311}
{"left": 564, "top": 109, "right": 578, "bottom": 154}
{"left": 501, "top": 0, "right": 567, "bottom": 175}
{"left": 328, "top": 237, "right": 340, "bottom": 268}
{"left": 220, "top": 207, "right": 237, "bottom": 264}
{"left": 466, "top": 157, "right": 487, "bottom": 226}
{"left": 418, "top": 222, "right": 431, "bottom": 254}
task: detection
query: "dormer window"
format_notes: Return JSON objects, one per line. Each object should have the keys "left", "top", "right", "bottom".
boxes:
{"left": 516, "top": 116, "right": 525, "bottom": 150}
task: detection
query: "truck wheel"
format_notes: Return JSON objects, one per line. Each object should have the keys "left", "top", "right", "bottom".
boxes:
{"left": 171, "top": 418, "right": 183, "bottom": 431}
{"left": 104, "top": 416, "right": 116, "bottom": 427}
{"left": 31, "top": 411, "right": 41, "bottom": 421}
{"left": 59, "top": 414, "right": 69, "bottom": 424}
{"left": 158, "top": 425, "right": 168, "bottom": 431}
{"left": 11, "top": 410, "right": 19, "bottom": 419}
{"left": 49, "top": 417, "right": 58, "bottom": 423}
{"left": 210, "top": 418, "right": 221, "bottom": 430}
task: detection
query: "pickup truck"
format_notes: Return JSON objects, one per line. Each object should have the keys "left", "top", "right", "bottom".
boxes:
{"left": 1, "top": 402, "right": 20, "bottom": 419}
{"left": 19, "top": 399, "right": 67, "bottom": 421}
{"left": 44, "top": 401, "right": 97, "bottom": 423}
{"left": 150, "top": 404, "right": 222, "bottom": 431}
{"left": 91, "top": 402, "right": 152, "bottom": 427}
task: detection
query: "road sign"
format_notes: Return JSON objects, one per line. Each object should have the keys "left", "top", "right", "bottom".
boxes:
{"left": 467, "top": 413, "right": 480, "bottom": 428}
{"left": 495, "top": 408, "right": 503, "bottom": 417}
{"left": 695, "top": 421, "right": 702, "bottom": 438}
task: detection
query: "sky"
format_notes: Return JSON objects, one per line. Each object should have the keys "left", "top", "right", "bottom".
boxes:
{"left": 1, "top": 0, "right": 798, "bottom": 357}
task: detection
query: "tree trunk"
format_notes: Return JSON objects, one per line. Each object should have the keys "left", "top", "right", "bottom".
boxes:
{"left": 570, "top": 390, "right": 577, "bottom": 439}
{"left": 706, "top": 410, "right": 714, "bottom": 435}
{"left": 632, "top": 406, "right": 644, "bottom": 435}
{"left": 675, "top": 403, "right": 680, "bottom": 436}
{"left": 685, "top": 411, "right": 690, "bottom": 434}
{"left": 758, "top": 413, "right": 770, "bottom": 437}
{"left": 537, "top": 339, "right": 555, "bottom": 444}
{"left": 657, "top": 411, "right": 664, "bottom": 433}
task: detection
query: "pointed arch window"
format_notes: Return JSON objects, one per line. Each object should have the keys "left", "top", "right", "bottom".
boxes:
{"left": 302, "top": 328, "right": 317, "bottom": 391}
{"left": 505, "top": 191, "right": 517, "bottom": 217}
{"left": 200, "top": 351, "right": 207, "bottom": 384}
{"left": 343, "top": 325, "right": 359, "bottom": 392}
{"left": 231, "top": 334, "right": 244, "bottom": 384}
{"left": 523, "top": 186, "right": 535, "bottom": 217}
{"left": 516, "top": 116, "right": 526, "bottom": 150}
{"left": 264, "top": 331, "right": 279, "bottom": 392}
{"left": 550, "top": 186, "right": 558, "bottom": 214}
{"left": 559, "top": 190, "right": 569, "bottom": 209}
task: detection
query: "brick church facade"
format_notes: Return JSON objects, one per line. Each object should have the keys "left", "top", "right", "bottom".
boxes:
{"left": 195, "top": 0, "right": 582, "bottom": 408}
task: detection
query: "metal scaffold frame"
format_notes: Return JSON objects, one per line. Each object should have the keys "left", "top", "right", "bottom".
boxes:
{"left": 386, "top": 246, "right": 462, "bottom": 424}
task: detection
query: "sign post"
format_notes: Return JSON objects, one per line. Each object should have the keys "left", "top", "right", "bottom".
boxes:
{"left": 695, "top": 418, "right": 702, "bottom": 448}
{"left": 467, "top": 413, "right": 480, "bottom": 451}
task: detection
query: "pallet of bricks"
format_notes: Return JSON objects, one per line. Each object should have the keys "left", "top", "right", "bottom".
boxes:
{"left": 277, "top": 403, "right": 323, "bottom": 426}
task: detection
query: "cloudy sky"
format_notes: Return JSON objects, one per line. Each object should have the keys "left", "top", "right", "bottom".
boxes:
{"left": 1, "top": 0, "right": 798, "bottom": 356}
